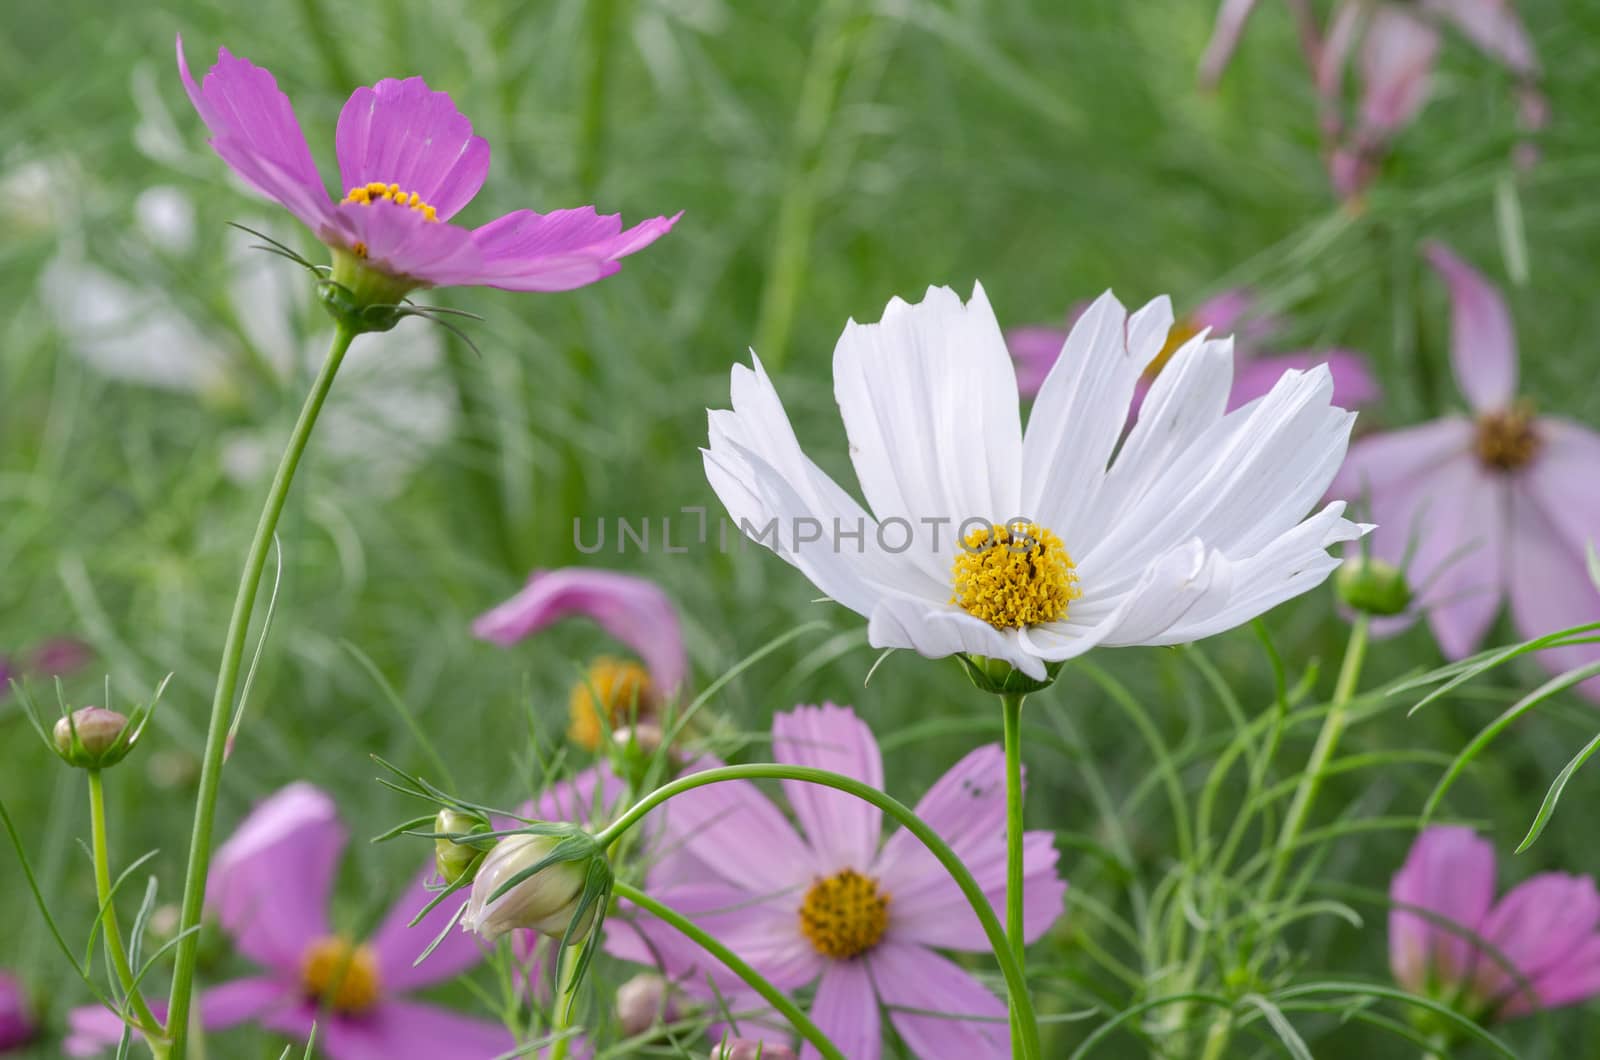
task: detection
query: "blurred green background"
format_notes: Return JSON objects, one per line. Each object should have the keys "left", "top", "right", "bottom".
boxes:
{"left": 5, "top": 0, "right": 1600, "bottom": 1056}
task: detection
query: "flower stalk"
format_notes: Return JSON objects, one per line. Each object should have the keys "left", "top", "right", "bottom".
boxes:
{"left": 88, "top": 769, "right": 169, "bottom": 1058}
{"left": 165, "top": 322, "right": 358, "bottom": 1058}
{"left": 1001, "top": 690, "right": 1030, "bottom": 1045}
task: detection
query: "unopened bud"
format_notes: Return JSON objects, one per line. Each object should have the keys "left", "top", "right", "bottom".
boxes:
{"left": 52, "top": 707, "right": 132, "bottom": 768}
{"left": 711, "top": 1040, "right": 797, "bottom": 1060}
{"left": 612, "top": 723, "right": 665, "bottom": 758}
{"left": 1335, "top": 556, "right": 1412, "bottom": 617}
{"left": 434, "top": 808, "right": 489, "bottom": 885}
{"left": 461, "top": 832, "right": 603, "bottom": 943}
{"left": 616, "top": 973, "right": 679, "bottom": 1037}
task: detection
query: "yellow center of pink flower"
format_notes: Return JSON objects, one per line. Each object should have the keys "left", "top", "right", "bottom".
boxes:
{"left": 1474, "top": 402, "right": 1541, "bottom": 471}
{"left": 341, "top": 182, "right": 440, "bottom": 222}
{"left": 952, "top": 521, "right": 1081, "bottom": 630}
{"left": 1143, "top": 317, "right": 1202, "bottom": 381}
{"left": 799, "top": 869, "right": 889, "bottom": 960}
{"left": 300, "top": 936, "right": 381, "bottom": 1013}
{"left": 568, "top": 656, "right": 658, "bottom": 751}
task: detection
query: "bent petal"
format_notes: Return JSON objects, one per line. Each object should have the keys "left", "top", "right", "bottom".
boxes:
{"left": 772, "top": 704, "right": 884, "bottom": 874}
{"left": 1388, "top": 826, "right": 1496, "bottom": 995}
{"left": 473, "top": 567, "right": 689, "bottom": 694}
{"left": 1233, "top": 349, "right": 1380, "bottom": 411}
{"left": 176, "top": 37, "right": 333, "bottom": 234}
{"left": 335, "top": 77, "right": 490, "bottom": 221}
{"left": 207, "top": 782, "right": 345, "bottom": 975}
{"left": 464, "top": 207, "right": 680, "bottom": 291}
{"left": 1424, "top": 242, "right": 1518, "bottom": 413}
{"left": 869, "top": 942, "right": 1010, "bottom": 1059}
{"left": 805, "top": 960, "right": 880, "bottom": 1060}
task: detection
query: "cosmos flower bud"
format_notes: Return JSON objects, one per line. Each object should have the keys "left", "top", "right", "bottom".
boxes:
{"left": 710, "top": 1040, "right": 797, "bottom": 1060}
{"left": 1335, "top": 556, "right": 1413, "bottom": 617}
{"left": 52, "top": 707, "right": 133, "bottom": 769}
{"left": 616, "top": 973, "right": 679, "bottom": 1037}
{"left": 460, "top": 830, "right": 608, "bottom": 943}
{"left": 433, "top": 808, "right": 490, "bottom": 885}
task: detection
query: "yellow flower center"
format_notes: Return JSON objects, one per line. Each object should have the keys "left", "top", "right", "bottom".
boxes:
{"left": 798, "top": 869, "right": 889, "bottom": 960}
{"left": 341, "top": 182, "right": 439, "bottom": 222}
{"left": 1474, "top": 402, "right": 1541, "bottom": 471}
{"left": 952, "top": 521, "right": 1081, "bottom": 630}
{"left": 300, "top": 936, "right": 380, "bottom": 1014}
{"left": 568, "top": 657, "right": 657, "bottom": 751}
{"left": 1142, "top": 318, "right": 1202, "bottom": 381}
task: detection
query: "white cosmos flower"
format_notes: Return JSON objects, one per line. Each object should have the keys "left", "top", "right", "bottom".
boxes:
{"left": 703, "top": 282, "right": 1368, "bottom": 680}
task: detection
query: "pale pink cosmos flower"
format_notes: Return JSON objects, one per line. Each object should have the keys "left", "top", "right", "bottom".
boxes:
{"left": 1201, "top": 1, "right": 1544, "bottom": 200}
{"left": 1391, "top": 826, "right": 1600, "bottom": 1019}
{"left": 0, "top": 972, "right": 35, "bottom": 1051}
{"left": 176, "top": 37, "right": 678, "bottom": 297}
{"left": 475, "top": 568, "right": 689, "bottom": 750}
{"left": 606, "top": 703, "right": 1068, "bottom": 1060}
{"left": 1331, "top": 242, "right": 1600, "bottom": 699}
{"left": 66, "top": 783, "right": 511, "bottom": 1059}
{"left": 1006, "top": 288, "right": 1378, "bottom": 410}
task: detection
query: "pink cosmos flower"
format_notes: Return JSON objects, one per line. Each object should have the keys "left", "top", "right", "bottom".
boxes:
{"left": 1201, "top": 1, "right": 1544, "bottom": 200}
{"left": 475, "top": 568, "right": 689, "bottom": 750}
{"left": 1006, "top": 288, "right": 1378, "bottom": 410}
{"left": 606, "top": 703, "right": 1068, "bottom": 1060}
{"left": 1331, "top": 242, "right": 1600, "bottom": 699}
{"left": 0, "top": 972, "right": 35, "bottom": 1051}
{"left": 1390, "top": 826, "right": 1600, "bottom": 1019}
{"left": 176, "top": 37, "right": 678, "bottom": 300}
{"left": 67, "top": 783, "right": 511, "bottom": 1059}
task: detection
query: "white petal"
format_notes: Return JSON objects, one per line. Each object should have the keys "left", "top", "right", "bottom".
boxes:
{"left": 867, "top": 599, "right": 1047, "bottom": 678}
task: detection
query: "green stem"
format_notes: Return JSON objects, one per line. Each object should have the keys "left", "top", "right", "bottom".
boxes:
{"left": 1197, "top": 1011, "right": 1234, "bottom": 1060}
{"left": 546, "top": 945, "right": 577, "bottom": 1060}
{"left": 596, "top": 764, "right": 1043, "bottom": 1060}
{"left": 614, "top": 881, "right": 845, "bottom": 1060}
{"left": 88, "top": 770, "right": 169, "bottom": 1058}
{"left": 166, "top": 324, "right": 358, "bottom": 1058}
{"left": 1262, "top": 615, "right": 1371, "bottom": 901}
{"left": 1001, "top": 691, "right": 1029, "bottom": 1047}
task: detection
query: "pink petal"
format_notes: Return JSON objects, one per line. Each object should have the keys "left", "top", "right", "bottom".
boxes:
{"left": 317, "top": 999, "right": 517, "bottom": 1060}
{"left": 872, "top": 746, "right": 1066, "bottom": 950}
{"left": 644, "top": 761, "right": 817, "bottom": 896}
{"left": 1358, "top": 7, "right": 1441, "bottom": 137}
{"left": 1508, "top": 934, "right": 1600, "bottom": 1017}
{"left": 772, "top": 704, "right": 884, "bottom": 874}
{"left": 175, "top": 37, "right": 333, "bottom": 234}
{"left": 869, "top": 941, "right": 1010, "bottom": 1059}
{"left": 1422, "top": 0, "right": 1539, "bottom": 75}
{"left": 465, "top": 207, "right": 681, "bottom": 292}
{"left": 1474, "top": 873, "right": 1600, "bottom": 1007}
{"left": 804, "top": 960, "right": 880, "bottom": 1060}
{"left": 0, "top": 972, "right": 33, "bottom": 1051}
{"left": 369, "top": 863, "right": 490, "bottom": 994}
{"left": 64, "top": 977, "right": 289, "bottom": 1056}
{"left": 335, "top": 78, "right": 490, "bottom": 221}
{"left": 1388, "top": 826, "right": 1496, "bottom": 995}
{"left": 1005, "top": 326, "right": 1068, "bottom": 399}
{"left": 1189, "top": 288, "right": 1277, "bottom": 349}
{"left": 1412, "top": 457, "right": 1510, "bottom": 659}
{"left": 1198, "top": 0, "right": 1264, "bottom": 87}
{"left": 526, "top": 763, "right": 628, "bottom": 825}
{"left": 327, "top": 200, "right": 483, "bottom": 290}
{"left": 1507, "top": 465, "right": 1600, "bottom": 702}
{"left": 473, "top": 567, "right": 689, "bottom": 694}
{"left": 1330, "top": 417, "right": 1474, "bottom": 502}
{"left": 1423, "top": 242, "right": 1519, "bottom": 413}
{"left": 1232, "top": 349, "right": 1381, "bottom": 411}
{"left": 207, "top": 782, "right": 345, "bottom": 975}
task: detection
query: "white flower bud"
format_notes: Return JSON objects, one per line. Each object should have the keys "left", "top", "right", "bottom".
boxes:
{"left": 461, "top": 834, "right": 594, "bottom": 942}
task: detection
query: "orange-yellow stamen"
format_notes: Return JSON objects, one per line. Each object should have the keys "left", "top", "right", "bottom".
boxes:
{"left": 799, "top": 869, "right": 889, "bottom": 960}
{"left": 953, "top": 521, "right": 1081, "bottom": 630}
{"left": 341, "top": 182, "right": 439, "bottom": 222}
{"left": 568, "top": 657, "right": 657, "bottom": 751}
{"left": 301, "top": 936, "right": 380, "bottom": 1013}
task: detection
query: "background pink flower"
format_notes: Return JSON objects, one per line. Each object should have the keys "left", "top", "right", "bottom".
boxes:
{"left": 66, "top": 783, "right": 511, "bottom": 1059}
{"left": 0, "top": 972, "right": 35, "bottom": 1051}
{"left": 1390, "top": 826, "right": 1600, "bottom": 1019}
{"left": 1331, "top": 242, "right": 1600, "bottom": 699}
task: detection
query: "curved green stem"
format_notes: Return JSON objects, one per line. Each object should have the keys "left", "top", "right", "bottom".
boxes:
{"left": 166, "top": 323, "right": 358, "bottom": 1058}
{"left": 1262, "top": 614, "right": 1371, "bottom": 902}
{"left": 596, "top": 764, "right": 1043, "bottom": 1060}
{"left": 88, "top": 770, "right": 169, "bottom": 1057}
{"left": 614, "top": 881, "right": 845, "bottom": 1060}
{"left": 1001, "top": 691, "right": 1028, "bottom": 1047}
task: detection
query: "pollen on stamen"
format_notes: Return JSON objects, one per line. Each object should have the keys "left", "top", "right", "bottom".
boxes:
{"left": 1474, "top": 401, "right": 1541, "bottom": 471}
{"left": 341, "top": 181, "right": 439, "bottom": 222}
{"left": 952, "top": 521, "right": 1081, "bottom": 630}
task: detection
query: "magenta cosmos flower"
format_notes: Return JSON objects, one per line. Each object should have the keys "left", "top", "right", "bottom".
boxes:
{"left": 606, "top": 703, "right": 1067, "bottom": 1059}
{"left": 0, "top": 972, "right": 35, "bottom": 1051}
{"left": 67, "top": 783, "right": 511, "bottom": 1059}
{"left": 1331, "top": 242, "right": 1600, "bottom": 700}
{"left": 177, "top": 37, "right": 678, "bottom": 313}
{"left": 1391, "top": 826, "right": 1600, "bottom": 1019}
{"left": 1006, "top": 287, "right": 1378, "bottom": 410}
{"left": 475, "top": 568, "right": 688, "bottom": 750}
{"left": 1201, "top": 1, "right": 1544, "bottom": 199}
